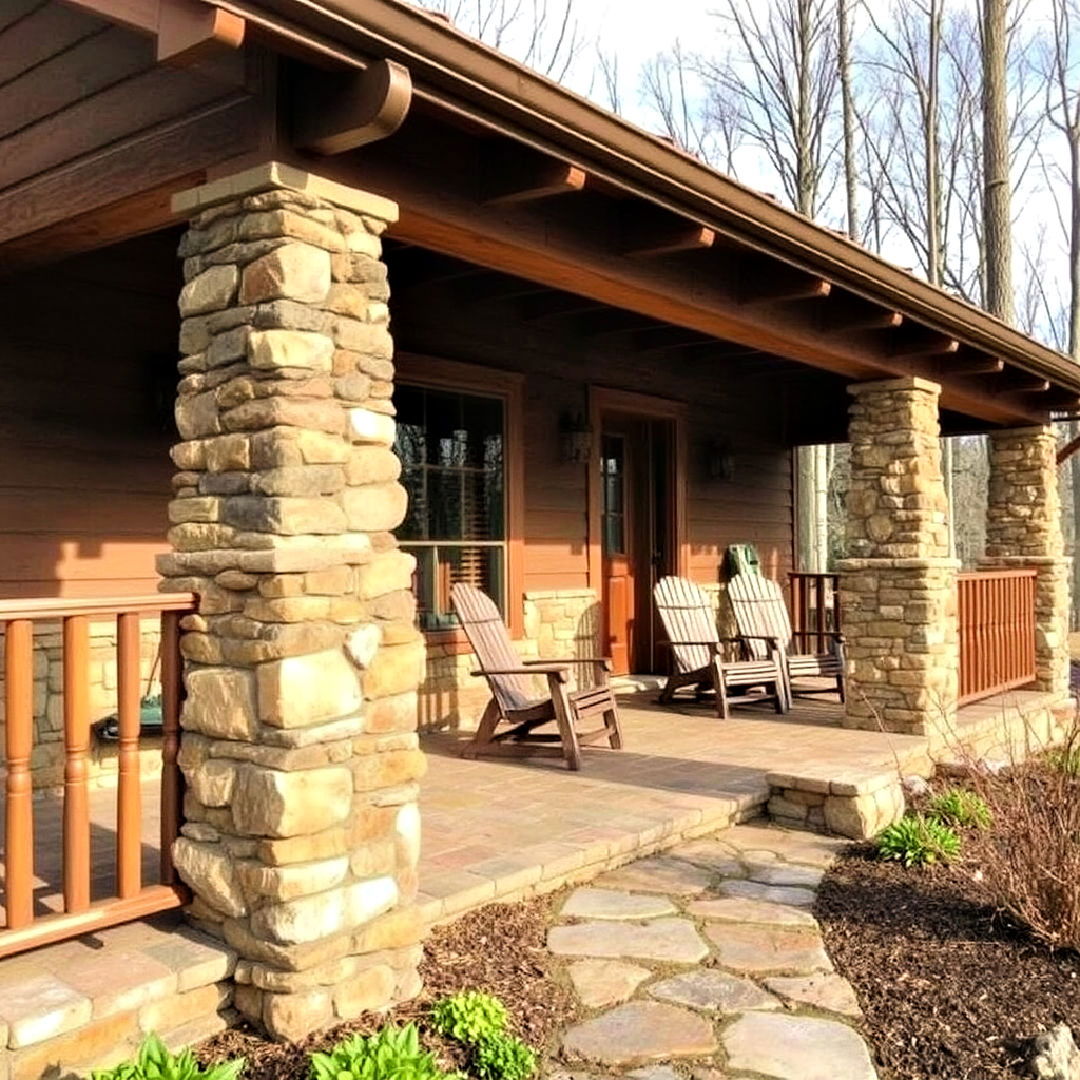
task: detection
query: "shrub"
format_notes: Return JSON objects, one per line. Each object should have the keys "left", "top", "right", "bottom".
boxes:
{"left": 964, "top": 716, "right": 1080, "bottom": 951}
{"left": 875, "top": 813, "right": 961, "bottom": 867}
{"left": 928, "top": 787, "right": 992, "bottom": 829}
{"left": 92, "top": 1035, "right": 244, "bottom": 1080}
{"left": 472, "top": 1035, "right": 536, "bottom": 1080}
{"left": 430, "top": 992, "right": 507, "bottom": 1045}
{"left": 310, "top": 1024, "right": 457, "bottom": 1080}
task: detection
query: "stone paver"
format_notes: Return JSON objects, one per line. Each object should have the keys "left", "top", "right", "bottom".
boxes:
{"left": 686, "top": 897, "right": 817, "bottom": 928}
{"left": 568, "top": 960, "right": 651, "bottom": 1008}
{"left": 593, "top": 857, "right": 714, "bottom": 895}
{"left": 648, "top": 970, "right": 779, "bottom": 1014}
{"left": 722, "top": 1011, "right": 876, "bottom": 1079}
{"left": 544, "top": 822, "right": 877, "bottom": 1080}
{"left": 704, "top": 923, "right": 833, "bottom": 974}
{"left": 562, "top": 1001, "right": 718, "bottom": 1065}
{"left": 561, "top": 889, "right": 677, "bottom": 921}
{"left": 765, "top": 974, "right": 863, "bottom": 1019}
{"left": 717, "top": 879, "right": 816, "bottom": 907}
{"left": 548, "top": 919, "right": 710, "bottom": 964}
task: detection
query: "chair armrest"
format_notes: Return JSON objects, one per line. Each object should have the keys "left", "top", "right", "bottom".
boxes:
{"left": 525, "top": 657, "right": 613, "bottom": 671}
{"left": 471, "top": 664, "right": 569, "bottom": 677}
{"left": 658, "top": 640, "right": 722, "bottom": 648}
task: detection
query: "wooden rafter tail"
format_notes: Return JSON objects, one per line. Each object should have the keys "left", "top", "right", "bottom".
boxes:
{"left": 741, "top": 267, "right": 831, "bottom": 306}
{"left": 482, "top": 144, "right": 587, "bottom": 206}
{"left": 624, "top": 223, "right": 715, "bottom": 259}
{"left": 890, "top": 332, "right": 961, "bottom": 359}
{"left": 157, "top": 0, "right": 245, "bottom": 65}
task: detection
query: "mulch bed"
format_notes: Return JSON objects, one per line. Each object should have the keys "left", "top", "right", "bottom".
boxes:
{"left": 198, "top": 895, "right": 577, "bottom": 1080}
{"left": 816, "top": 847, "right": 1080, "bottom": 1080}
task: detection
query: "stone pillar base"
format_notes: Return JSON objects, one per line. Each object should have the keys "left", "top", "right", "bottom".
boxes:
{"left": 839, "top": 556, "right": 960, "bottom": 735}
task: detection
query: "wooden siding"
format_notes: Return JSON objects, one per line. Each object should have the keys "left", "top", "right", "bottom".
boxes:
{"left": 0, "top": 234, "right": 177, "bottom": 598}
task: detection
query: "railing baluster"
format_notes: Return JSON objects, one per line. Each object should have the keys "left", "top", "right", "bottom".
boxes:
{"left": 4, "top": 619, "right": 36, "bottom": 929}
{"left": 62, "top": 614, "right": 91, "bottom": 913}
{"left": 159, "top": 611, "right": 182, "bottom": 886}
{"left": 116, "top": 612, "right": 142, "bottom": 899}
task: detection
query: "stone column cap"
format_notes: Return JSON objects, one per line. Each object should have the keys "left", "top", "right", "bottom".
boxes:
{"left": 172, "top": 160, "right": 399, "bottom": 222}
{"left": 847, "top": 376, "right": 941, "bottom": 396}
{"left": 837, "top": 557, "right": 961, "bottom": 571}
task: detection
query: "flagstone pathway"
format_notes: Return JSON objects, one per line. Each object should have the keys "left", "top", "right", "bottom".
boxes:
{"left": 543, "top": 823, "right": 877, "bottom": 1080}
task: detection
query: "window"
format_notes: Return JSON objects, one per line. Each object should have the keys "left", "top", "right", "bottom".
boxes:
{"left": 395, "top": 383, "right": 507, "bottom": 631}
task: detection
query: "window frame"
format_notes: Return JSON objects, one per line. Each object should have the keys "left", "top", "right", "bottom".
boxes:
{"left": 394, "top": 352, "right": 525, "bottom": 642}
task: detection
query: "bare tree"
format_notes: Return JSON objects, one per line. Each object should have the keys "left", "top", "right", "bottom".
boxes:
{"left": 837, "top": 0, "right": 860, "bottom": 238}
{"left": 699, "top": 0, "right": 840, "bottom": 217}
{"left": 416, "top": 0, "right": 584, "bottom": 82}
{"left": 638, "top": 42, "right": 723, "bottom": 164}
{"left": 982, "top": 0, "right": 1014, "bottom": 321}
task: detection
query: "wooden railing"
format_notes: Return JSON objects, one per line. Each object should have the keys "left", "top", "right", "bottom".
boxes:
{"left": 957, "top": 569, "right": 1037, "bottom": 705}
{"left": 789, "top": 572, "right": 841, "bottom": 653}
{"left": 0, "top": 594, "right": 194, "bottom": 957}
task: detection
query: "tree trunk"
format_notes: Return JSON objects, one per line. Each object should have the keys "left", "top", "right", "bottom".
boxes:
{"left": 982, "top": 0, "right": 1013, "bottom": 322}
{"left": 926, "top": 0, "right": 943, "bottom": 287}
{"left": 838, "top": 0, "right": 860, "bottom": 239}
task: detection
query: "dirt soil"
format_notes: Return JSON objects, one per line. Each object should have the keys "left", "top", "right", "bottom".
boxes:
{"left": 816, "top": 847, "right": 1080, "bottom": 1080}
{"left": 198, "top": 895, "right": 577, "bottom": 1080}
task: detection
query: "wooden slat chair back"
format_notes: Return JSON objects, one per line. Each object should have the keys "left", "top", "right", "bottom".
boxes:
{"left": 451, "top": 583, "right": 623, "bottom": 770}
{"left": 726, "top": 572, "right": 846, "bottom": 702}
{"left": 653, "top": 576, "right": 787, "bottom": 718}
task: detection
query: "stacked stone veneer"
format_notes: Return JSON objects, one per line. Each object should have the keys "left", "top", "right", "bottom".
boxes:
{"left": 0, "top": 621, "right": 163, "bottom": 789}
{"left": 982, "top": 425, "right": 1071, "bottom": 696}
{"left": 839, "top": 378, "right": 960, "bottom": 735}
{"left": 159, "top": 164, "right": 424, "bottom": 1041}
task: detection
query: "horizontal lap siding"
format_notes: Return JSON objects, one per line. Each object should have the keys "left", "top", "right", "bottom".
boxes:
{"left": 0, "top": 239, "right": 176, "bottom": 598}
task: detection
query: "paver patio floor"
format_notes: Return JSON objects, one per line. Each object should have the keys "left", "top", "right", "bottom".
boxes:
{"left": 2, "top": 687, "right": 932, "bottom": 926}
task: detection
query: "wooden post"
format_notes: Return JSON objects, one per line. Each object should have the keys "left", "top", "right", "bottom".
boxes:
{"left": 62, "top": 614, "right": 91, "bottom": 913}
{"left": 4, "top": 619, "right": 35, "bottom": 929}
{"left": 159, "top": 610, "right": 182, "bottom": 886}
{"left": 116, "top": 612, "right": 142, "bottom": 898}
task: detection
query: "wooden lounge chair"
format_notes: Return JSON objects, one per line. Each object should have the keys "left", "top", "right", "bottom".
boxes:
{"left": 726, "top": 572, "right": 846, "bottom": 702}
{"left": 653, "top": 576, "right": 787, "bottom": 718}
{"left": 450, "top": 582, "right": 623, "bottom": 770}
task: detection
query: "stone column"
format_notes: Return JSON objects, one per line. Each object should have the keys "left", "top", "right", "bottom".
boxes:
{"left": 159, "top": 163, "right": 425, "bottom": 1041}
{"left": 839, "top": 377, "right": 960, "bottom": 735}
{"left": 982, "top": 425, "right": 1071, "bottom": 696}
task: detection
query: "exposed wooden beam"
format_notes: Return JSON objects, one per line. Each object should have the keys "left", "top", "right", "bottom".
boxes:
{"left": 741, "top": 265, "right": 831, "bottom": 306}
{"left": 997, "top": 367, "right": 1051, "bottom": 392}
{"left": 292, "top": 59, "right": 412, "bottom": 155}
{"left": 890, "top": 331, "right": 961, "bottom": 359}
{"left": 482, "top": 144, "right": 586, "bottom": 206}
{"left": 624, "top": 223, "right": 715, "bottom": 259}
{"left": 941, "top": 354, "right": 1004, "bottom": 375}
{"left": 577, "top": 311, "right": 658, "bottom": 339}
{"left": 825, "top": 305, "right": 904, "bottom": 332}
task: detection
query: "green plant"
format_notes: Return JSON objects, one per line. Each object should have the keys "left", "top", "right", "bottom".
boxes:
{"left": 430, "top": 992, "right": 508, "bottom": 1045}
{"left": 310, "top": 1025, "right": 455, "bottom": 1080}
{"left": 928, "top": 787, "right": 992, "bottom": 829}
{"left": 472, "top": 1035, "right": 535, "bottom": 1080}
{"left": 92, "top": 1035, "right": 244, "bottom": 1080}
{"left": 875, "top": 813, "right": 961, "bottom": 867}
{"left": 1047, "top": 747, "right": 1080, "bottom": 775}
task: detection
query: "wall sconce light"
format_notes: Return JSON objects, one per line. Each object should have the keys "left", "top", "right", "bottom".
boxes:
{"left": 708, "top": 439, "right": 735, "bottom": 481}
{"left": 559, "top": 413, "right": 594, "bottom": 464}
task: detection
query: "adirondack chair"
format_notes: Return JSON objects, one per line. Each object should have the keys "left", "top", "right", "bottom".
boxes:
{"left": 726, "top": 572, "right": 846, "bottom": 702}
{"left": 653, "top": 576, "right": 788, "bottom": 718}
{"left": 450, "top": 582, "right": 623, "bottom": 770}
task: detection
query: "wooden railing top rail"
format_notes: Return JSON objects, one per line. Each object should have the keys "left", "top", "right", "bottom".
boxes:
{"left": 957, "top": 568, "right": 1038, "bottom": 581}
{"left": 0, "top": 593, "right": 196, "bottom": 620}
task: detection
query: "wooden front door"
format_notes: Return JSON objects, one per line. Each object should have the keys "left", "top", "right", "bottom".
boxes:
{"left": 601, "top": 430, "right": 635, "bottom": 674}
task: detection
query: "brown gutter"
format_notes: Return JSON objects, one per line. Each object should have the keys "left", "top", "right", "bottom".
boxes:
{"left": 242, "top": 0, "right": 1079, "bottom": 392}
